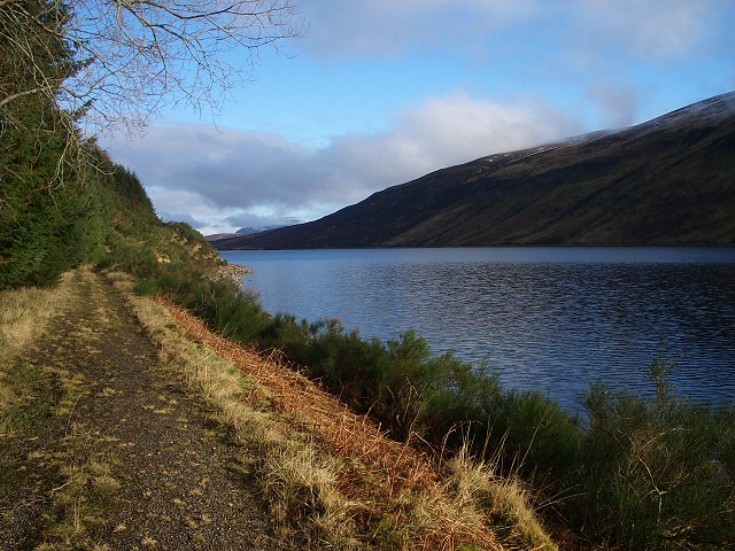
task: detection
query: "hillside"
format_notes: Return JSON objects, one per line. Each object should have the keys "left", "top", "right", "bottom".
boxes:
{"left": 217, "top": 92, "right": 735, "bottom": 250}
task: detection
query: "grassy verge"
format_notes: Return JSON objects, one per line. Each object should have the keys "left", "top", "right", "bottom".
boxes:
{"left": 114, "top": 272, "right": 557, "bottom": 550}
{"left": 132, "top": 253, "right": 735, "bottom": 549}
{"left": 117, "top": 276, "right": 357, "bottom": 548}
{"left": 0, "top": 270, "right": 76, "bottom": 361}
{"left": 0, "top": 270, "right": 77, "bottom": 432}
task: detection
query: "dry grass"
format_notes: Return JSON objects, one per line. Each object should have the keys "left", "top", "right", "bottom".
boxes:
{"left": 0, "top": 271, "right": 76, "bottom": 414}
{"left": 135, "top": 293, "right": 504, "bottom": 550}
{"left": 108, "top": 268, "right": 557, "bottom": 549}
{"left": 0, "top": 271, "right": 76, "bottom": 358}
{"left": 1, "top": 269, "right": 121, "bottom": 550}
{"left": 445, "top": 446, "right": 558, "bottom": 551}
{"left": 123, "top": 282, "right": 358, "bottom": 548}
{"left": 1, "top": 269, "right": 555, "bottom": 549}
{"left": 38, "top": 421, "right": 125, "bottom": 549}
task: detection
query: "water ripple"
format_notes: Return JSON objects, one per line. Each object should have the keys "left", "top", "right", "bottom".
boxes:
{"left": 221, "top": 247, "right": 735, "bottom": 413}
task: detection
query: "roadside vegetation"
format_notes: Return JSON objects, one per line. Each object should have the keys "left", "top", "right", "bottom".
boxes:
{"left": 2, "top": 1, "right": 733, "bottom": 548}
{"left": 127, "top": 243, "right": 735, "bottom": 549}
{"left": 123, "top": 275, "right": 511, "bottom": 549}
{"left": 68, "top": 172, "right": 733, "bottom": 548}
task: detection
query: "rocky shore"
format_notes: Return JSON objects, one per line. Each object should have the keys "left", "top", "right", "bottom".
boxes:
{"left": 214, "top": 262, "right": 253, "bottom": 285}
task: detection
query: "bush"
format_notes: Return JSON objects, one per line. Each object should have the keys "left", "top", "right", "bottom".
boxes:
{"left": 568, "top": 359, "right": 735, "bottom": 549}
{"left": 187, "top": 279, "right": 272, "bottom": 342}
{"left": 233, "top": 302, "right": 734, "bottom": 549}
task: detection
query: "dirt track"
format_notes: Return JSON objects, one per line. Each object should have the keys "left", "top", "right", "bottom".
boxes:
{"left": 0, "top": 271, "right": 279, "bottom": 550}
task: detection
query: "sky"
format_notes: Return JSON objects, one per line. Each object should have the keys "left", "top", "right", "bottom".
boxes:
{"left": 103, "top": 0, "right": 735, "bottom": 235}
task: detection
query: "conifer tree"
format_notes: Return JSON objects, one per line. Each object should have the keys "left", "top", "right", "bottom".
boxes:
{"left": 1, "top": 0, "right": 296, "bottom": 288}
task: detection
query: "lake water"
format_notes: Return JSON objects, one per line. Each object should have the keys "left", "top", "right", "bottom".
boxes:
{"left": 220, "top": 247, "right": 735, "bottom": 412}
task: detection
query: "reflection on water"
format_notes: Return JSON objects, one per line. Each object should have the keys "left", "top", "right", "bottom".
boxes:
{"left": 220, "top": 247, "right": 735, "bottom": 412}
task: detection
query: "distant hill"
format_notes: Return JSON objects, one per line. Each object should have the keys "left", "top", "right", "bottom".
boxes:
{"left": 205, "top": 225, "right": 287, "bottom": 243}
{"left": 205, "top": 233, "right": 240, "bottom": 242}
{"left": 216, "top": 92, "right": 735, "bottom": 250}
{"left": 236, "top": 225, "right": 287, "bottom": 235}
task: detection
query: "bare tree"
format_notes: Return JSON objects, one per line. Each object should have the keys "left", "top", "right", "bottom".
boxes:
{"left": 1, "top": 0, "right": 299, "bottom": 135}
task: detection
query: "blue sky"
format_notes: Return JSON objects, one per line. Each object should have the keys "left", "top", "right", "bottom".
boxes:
{"left": 105, "top": 0, "right": 735, "bottom": 235}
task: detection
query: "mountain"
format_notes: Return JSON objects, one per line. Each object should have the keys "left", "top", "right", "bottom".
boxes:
{"left": 236, "top": 225, "right": 287, "bottom": 235}
{"left": 205, "top": 233, "right": 240, "bottom": 242}
{"left": 216, "top": 92, "right": 735, "bottom": 250}
{"left": 205, "top": 225, "right": 289, "bottom": 242}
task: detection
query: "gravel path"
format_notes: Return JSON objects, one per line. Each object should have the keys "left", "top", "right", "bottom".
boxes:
{"left": 0, "top": 271, "right": 280, "bottom": 550}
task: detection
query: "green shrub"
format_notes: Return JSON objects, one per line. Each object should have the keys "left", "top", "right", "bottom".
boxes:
{"left": 306, "top": 326, "right": 390, "bottom": 411}
{"left": 568, "top": 360, "right": 735, "bottom": 549}
{"left": 182, "top": 279, "right": 271, "bottom": 343}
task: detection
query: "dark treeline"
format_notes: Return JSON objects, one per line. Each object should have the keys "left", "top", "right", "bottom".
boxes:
{"left": 2, "top": 1, "right": 121, "bottom": 288}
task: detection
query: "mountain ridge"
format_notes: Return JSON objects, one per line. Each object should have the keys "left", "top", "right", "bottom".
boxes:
{"left": 216, "top": 92, "right": 735, "bottom": 250}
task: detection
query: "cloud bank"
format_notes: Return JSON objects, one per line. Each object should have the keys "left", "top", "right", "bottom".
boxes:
{"left": 109, "top": 94, "right": 581, "bottom": 233}
{"left": 105, "top": 0, "right": 733, "bottom": 234}
{"left": 300, "top": 0, "right": 724, "bottom": 61}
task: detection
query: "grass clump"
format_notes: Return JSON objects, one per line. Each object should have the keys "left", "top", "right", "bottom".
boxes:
{"left": 446, "top": 445, "right": 557, "bottom": 551}
{"left": 260, "top": 441, "right": 356, "bottom": 547}
{"left": 125, "top": 288, "right": 358, "bottom": 549}
{"left": 565, "top": 359, "right": 735, "bottom": 550}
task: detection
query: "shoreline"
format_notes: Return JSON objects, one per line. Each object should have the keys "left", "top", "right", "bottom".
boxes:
{"left": 215, "top": 262, "right": 253, "bottom": 285}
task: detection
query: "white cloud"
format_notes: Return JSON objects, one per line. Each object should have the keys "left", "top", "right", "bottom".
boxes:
{"left": 575, "top": 0, "right": 718, "bottom": 60}
{"left": 298, "top": 0, "right": 543, "bottom": 58}
{"left": 586, "top": 84, "right": 641, "bottom": 128}
{"left": 107, "top": 93, "right": 580, "bottom": 233}
{"left": 297, "top": 0, "right": 725, "bottom": 65}
{"left": 400, "top": 92, "right": 580, "bottom": 160}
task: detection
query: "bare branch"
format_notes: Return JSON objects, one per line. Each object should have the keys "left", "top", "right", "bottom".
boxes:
{"left": 1, "top": 0, "right": 300, "bottom": 134}
{"left": 0, "top": 87, "right": 45, "bottom": 109}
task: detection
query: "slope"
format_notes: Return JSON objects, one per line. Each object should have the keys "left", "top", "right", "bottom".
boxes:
{"left": 217, "top": 91, "right": 735, "bottom": 249}
{"left": 0, "top": 269, "right": 280, "bottom": 550}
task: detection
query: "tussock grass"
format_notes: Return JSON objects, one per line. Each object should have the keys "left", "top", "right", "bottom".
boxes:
{"left": 143, "top": 291, "right": 517, "bottom": 550}
{"left": 123, "top": 282, "right": 359, "bottom": 548}
{"left": 261, "top": 441, "right": 357, "bottom": 546}
{"left": 0, "top": 271, "right": 76, "bottom": 417}
{"left": 445, "top": 446, "right": 557, "bottom": 551}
